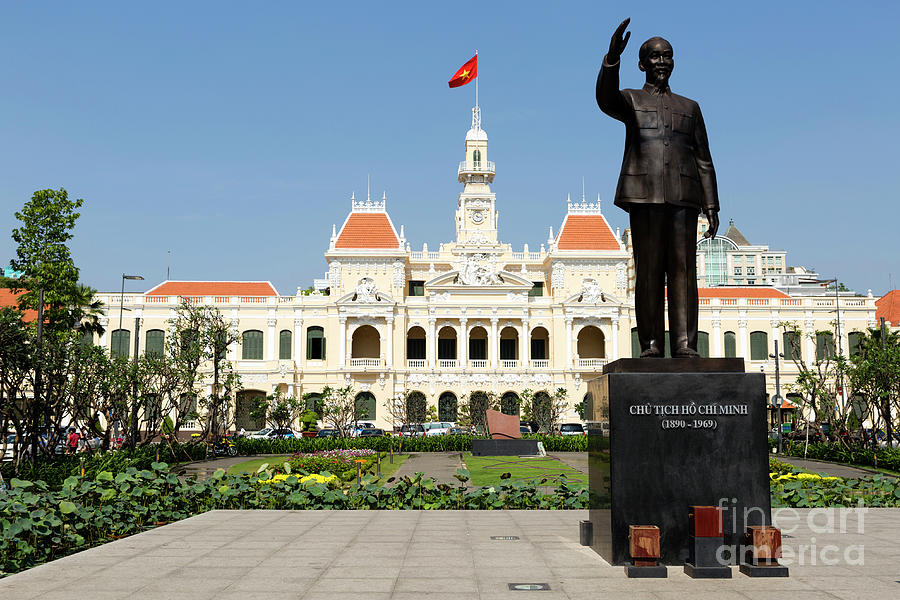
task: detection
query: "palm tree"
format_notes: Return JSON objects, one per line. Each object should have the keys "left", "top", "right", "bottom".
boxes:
{"left": 71, "top": 284, "right": 106, "bottom": 338}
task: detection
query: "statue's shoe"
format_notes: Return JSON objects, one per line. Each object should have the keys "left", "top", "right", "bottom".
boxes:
{"left": 673, "top": 346, "right": 700, "bottom": 358}
{"left": 640, "top": 347, "right": 662, "bottom": 358}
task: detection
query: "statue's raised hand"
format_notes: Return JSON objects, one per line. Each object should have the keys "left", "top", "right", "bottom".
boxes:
{"left": 608, "top": 18, "right": 631, "bottom": 62}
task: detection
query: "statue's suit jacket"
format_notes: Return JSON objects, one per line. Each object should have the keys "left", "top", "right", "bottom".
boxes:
{"left": 596, "top": 57, "right": 719, "bottom": 214}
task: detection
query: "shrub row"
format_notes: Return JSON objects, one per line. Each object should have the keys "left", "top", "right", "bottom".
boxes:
{"left": 0, "top": 463, "right": 586, "bottom": 575}
{"left": 234, "top": 434, "right": 588, "bottom": 455}
{"left": 0, "top": 443, "right": 208, "bottom": 487}
{"left": 770, "top": 440, "right": 900, "bottom": 473}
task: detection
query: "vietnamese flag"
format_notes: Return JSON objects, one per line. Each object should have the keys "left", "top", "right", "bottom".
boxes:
{"left": 448, "top": 54, "right": 477, "bottom": 88}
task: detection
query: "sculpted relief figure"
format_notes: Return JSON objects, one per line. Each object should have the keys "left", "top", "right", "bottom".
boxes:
{"left": 457, "top": 253, "right": 504, "bottom": 286}
{"left": 354, "top": 277, "right": 379, "bottom": 302}
{"left": 596, "top": 18, "right": 719, "bottom": 358}
{"left": 581, "top": 278, "right": 604, "bottom": 304}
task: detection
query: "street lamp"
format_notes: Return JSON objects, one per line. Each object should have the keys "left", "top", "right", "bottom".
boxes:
{"left": 769, "top": 339, "right": 785, "bottom": 454}
{"left": 118, "top": 274, "right": 144, "bottom": 356}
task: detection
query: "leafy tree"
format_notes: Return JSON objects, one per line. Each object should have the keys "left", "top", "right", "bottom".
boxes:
{"left": 0, "top": 307, "right": 34, "bottom": 463}
{"left": 321, "top": 385, "right": 355, "bottom": 438}
{"left": 9, "top": 189, "right": 84, "bottom": 332}
{"left": 780, "top": 321, "right": 842, "bottom": 453}
{"left": 845, "top": 328, "right": 900, "bottom": 447}
{"left": 250, "top": 390, "right": 301, "bottom": 435}
{"left": 406, "top": 390, "right": 427, "bottom": 424}
{"left": 468, "top": 390, "right": 497, "bottom": 434}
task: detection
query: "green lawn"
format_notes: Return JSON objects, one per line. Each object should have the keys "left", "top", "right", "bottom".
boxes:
{"left": 227, "top": 456, "right": 292, "bottom": 475}
{"left": 370, "top": 453, "right": 410, "bottom": 482}
{"left": 462, "top": 453, "right": 588, "bottom": 487}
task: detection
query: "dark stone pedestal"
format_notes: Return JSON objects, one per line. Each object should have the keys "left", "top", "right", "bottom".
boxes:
{"left": 739, "top": 563, "right": 790, "bottom": 577}
{"left": 684, "top": 563, "right": 732, "bottom": 578}
{"left": 624, "top": 565, "right": 668, "bottom": 578}
{"left": 587, "top": 358, "right": 771, "bottom": 566}
{"left": 471, "top": 439, "right": 540, "bottom": 456}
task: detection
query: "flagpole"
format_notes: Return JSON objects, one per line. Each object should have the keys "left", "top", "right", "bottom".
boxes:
{"left": 475, "top": 50, "right": 478, "bottom": 109}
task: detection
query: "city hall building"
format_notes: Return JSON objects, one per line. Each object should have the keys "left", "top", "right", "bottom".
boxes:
{"left": 94, "top": 107, "right": 879, "bottom": 431}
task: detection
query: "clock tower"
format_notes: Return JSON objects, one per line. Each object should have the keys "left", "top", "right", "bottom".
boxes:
{"left": 455, "top": 106, "right": 498, "bottom": 246}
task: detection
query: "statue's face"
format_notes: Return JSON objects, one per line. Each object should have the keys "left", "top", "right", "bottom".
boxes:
{"left": 638, "top": 39, "right": 674, "bottom": 86}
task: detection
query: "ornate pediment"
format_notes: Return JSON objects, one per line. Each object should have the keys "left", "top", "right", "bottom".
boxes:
{"left": 562, "top": 279, "right": 623, "bottom": 306}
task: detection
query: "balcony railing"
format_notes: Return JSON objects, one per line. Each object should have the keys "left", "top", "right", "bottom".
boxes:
{"left": 458, "top": 160, "right": 495, "bottom": 174}
{"left": 407, "top": 359, "right": 426, "bottom": 368}
{"left": 438, "top": 359, "right": 457, "bottom": 368}
{"left": 349, "top": 358, "right": 382, "bottom": 368}
{"left": 469, "top": 359, "right": 488, "bottom": 368}
{"left": 500, "top": 359, "right": 518, "bottom": 368}
{"left": 578, "top": 358, "right": 608, "bottom": 370}
{"left": 530, "top": 359, "right": 550, "bottom": 369}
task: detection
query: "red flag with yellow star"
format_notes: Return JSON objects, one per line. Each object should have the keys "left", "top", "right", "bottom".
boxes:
{"left": 448, "top": 55, "right": 477, "bottom": 88}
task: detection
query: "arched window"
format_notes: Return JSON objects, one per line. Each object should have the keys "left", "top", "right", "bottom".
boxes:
{"left": 815, "top": 332, "right": 835, "bottom": 361}
{"left": 783, "top": 331, "right": 801, "bottom": 361}
{"left": 697, "top": 331, "right": 709, "bottom": 358}
{"left": 355, "top": 392, "right": 376, "bottom": 420}
{"left": 439, "top": 392, "right": 458, "bottom": 422}
{"left": 242, "top": 330, "right": 263, "bottom": 360}
{"left": 111, "top": 329, "right": 130, "bottom": 358}
{"left": 306, "top": 326, "right": 325, "bottom": 360}
{"left": 847, "top": 331, "right": 863, "bottom": 357}
{"left": 406, "top": 391, "right": 426, "bottom": 423}
{"left": 724, "top": 331, "right": 736, "bottom": 358}
{"left": 279, "top": 330, "right": 292, "bottom": 360}
{"left": 749, "top": 331, "right": 768, "bottom": 360}
{"left": 145, "top": 329, "right": 165, "bottom": 356}
{"left": 304, "top": 392, "right": 324, "bottom": 416}
{"left": 501, "top": 392, "right": 520, "bottom": 416}
{"left": 473, "top": 149, "right": 481, "bottom": 167}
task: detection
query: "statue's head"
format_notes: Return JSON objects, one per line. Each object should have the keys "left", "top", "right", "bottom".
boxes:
{"left": 638, "top": 37, "right": 674, "bottom": 87}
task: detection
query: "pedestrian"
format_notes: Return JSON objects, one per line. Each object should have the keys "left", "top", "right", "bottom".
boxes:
{"left": 67, "top": 428, "right": 80, "bottom": 455}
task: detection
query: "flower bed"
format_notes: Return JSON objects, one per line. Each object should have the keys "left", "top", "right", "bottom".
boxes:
{"left": 282, "top": 449, "right": 378, "bottom": 480}
{"left": 768, "top": 457, "right": 900, "bottom": 508}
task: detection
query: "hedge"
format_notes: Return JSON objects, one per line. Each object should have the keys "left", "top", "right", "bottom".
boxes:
{"left": 770, "top": 440, "right": 900, "bottom": 473}
{"left": 0, "top": 463, "right": 586, "bottom": 575}
{"left": 234, "top": 434, "right": 588, "bottom": 455}
{"left": 0, "top": 443, "right": 208, "bottom": 487}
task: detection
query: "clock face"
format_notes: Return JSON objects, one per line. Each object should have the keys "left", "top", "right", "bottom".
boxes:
{"left": 471, "top": 210, "right": 484, "bottom": 224}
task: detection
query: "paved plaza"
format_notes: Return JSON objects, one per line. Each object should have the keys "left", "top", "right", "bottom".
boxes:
{"left": 0, "top": 508, "right": 897, "bottom": 599}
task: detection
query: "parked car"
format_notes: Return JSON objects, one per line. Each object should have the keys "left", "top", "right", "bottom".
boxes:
{"left": 2, "top": 434, "right": 18, "bottom": 461}
{"left": 559, "top": 423, "right": 586, "bottom": 436}
{"left": 447, "top": 427, "right": 467, "bottom": 436}
{"left": 346, "top": 421, "right": 377, "bottom": 437}
{"left": 248, "top": 427, "right": 298, "bottom": 439}
{"left": 359, "top": 428, "right": 385, "bottom": 437}
{"left": 784, "top": 427, "right": 822, "bottom": 443}
{"left": 423, "top": 422, "right": 456, "bottom": 436}
{"left": 316, "top": 428, "right": 340, "bottom": 438}
{"left": 519, "top": 425, "right": 531, "bottom": 435}
{"left": 400, "top": 424, "right": 425, "bottom": 437}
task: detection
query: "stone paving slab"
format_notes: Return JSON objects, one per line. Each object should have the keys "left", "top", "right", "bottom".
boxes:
{"left": 0, "top": 509, "right": 898, "bottom": 599}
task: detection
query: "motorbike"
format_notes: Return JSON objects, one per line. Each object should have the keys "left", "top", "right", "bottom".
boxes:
{"left": 212, "top": 437, "right": 238, "bottom": 457}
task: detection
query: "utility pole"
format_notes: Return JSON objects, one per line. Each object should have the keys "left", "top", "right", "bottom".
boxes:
{"left": 31, "top": 289, "right": 44, "bottom": 465}
{"left": 770, "top": 339, "right": 784, "bottom": 455}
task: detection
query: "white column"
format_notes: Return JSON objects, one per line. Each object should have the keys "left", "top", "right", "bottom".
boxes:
{"left": 804, "top": 317, "right": 816, "bottom": 362}
{"left": 338, "top": 317, "right": 347, "bottom": 368}
{"left": 610, "top": 318, "right": 619, "bottom": 360}
{"left": 294, "top": 317, "right": 303, "bottom": 362}
{"left": 520, "top": 321, "right": 529, "bottom": 366}
{"left": 712, "top": 312, "right": 722, "bottom": 357}
{"left": 99, "top": 317, "right": 109, "bottom": 348}
{"left": 738, "top": 312, "right": 748, "bottom": 359}
{"left": 565, "top": 317, "right": 573, "bottom": 367}
{"left": 266, "top": 317, "right": 276, "bottom": 361}
{"left": 459, "top": 319, "right": 468, "bottom": 366}
{"left": 428, "top": 318, "right": 437, "bottom": 368}
{"left": 490, "top": 318, "right": 499, "bottom": 368}
{"left": 385, "top": 317, "right": 394, "bottom": 368}
{"left": 230, "top": 318, "right": 239, "bottom": 361}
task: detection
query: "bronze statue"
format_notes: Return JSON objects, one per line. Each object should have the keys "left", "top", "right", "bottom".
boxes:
{"left": 596, "top": 18, "right": 719, "bottom": 358}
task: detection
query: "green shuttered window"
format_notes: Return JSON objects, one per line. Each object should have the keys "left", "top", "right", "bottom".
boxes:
{"left": 242, "top": 330, "right": 263, "bottom": 360}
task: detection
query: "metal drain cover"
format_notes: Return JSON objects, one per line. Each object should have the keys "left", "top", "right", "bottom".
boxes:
{"left": 508, "top": 583, "right": 551, "bottom": 591}
{"left": 491, "top": 535, "right": 520, "bottom": 540}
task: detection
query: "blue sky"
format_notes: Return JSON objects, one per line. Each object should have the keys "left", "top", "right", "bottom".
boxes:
{"left": 1, "top": 1, "right": 898, "bottom": 296}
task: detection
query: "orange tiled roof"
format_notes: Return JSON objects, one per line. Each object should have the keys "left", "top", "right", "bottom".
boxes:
{"left": 556, "top": 215, "right": 621, "bottom": 251}
{"left": 0, "top": 288, "right": 37, "bottom": 321}
{"left": 698, "top": 287, "right": 790, "bottom": 299}
{"left": 335, "top": 213, "right": 400, "bottom": 249}
{"left": 145, "top": 281, "right": 278, "bottom": 296}
{"left": 876, "top": 289, "right": 900, "bottom": 327}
